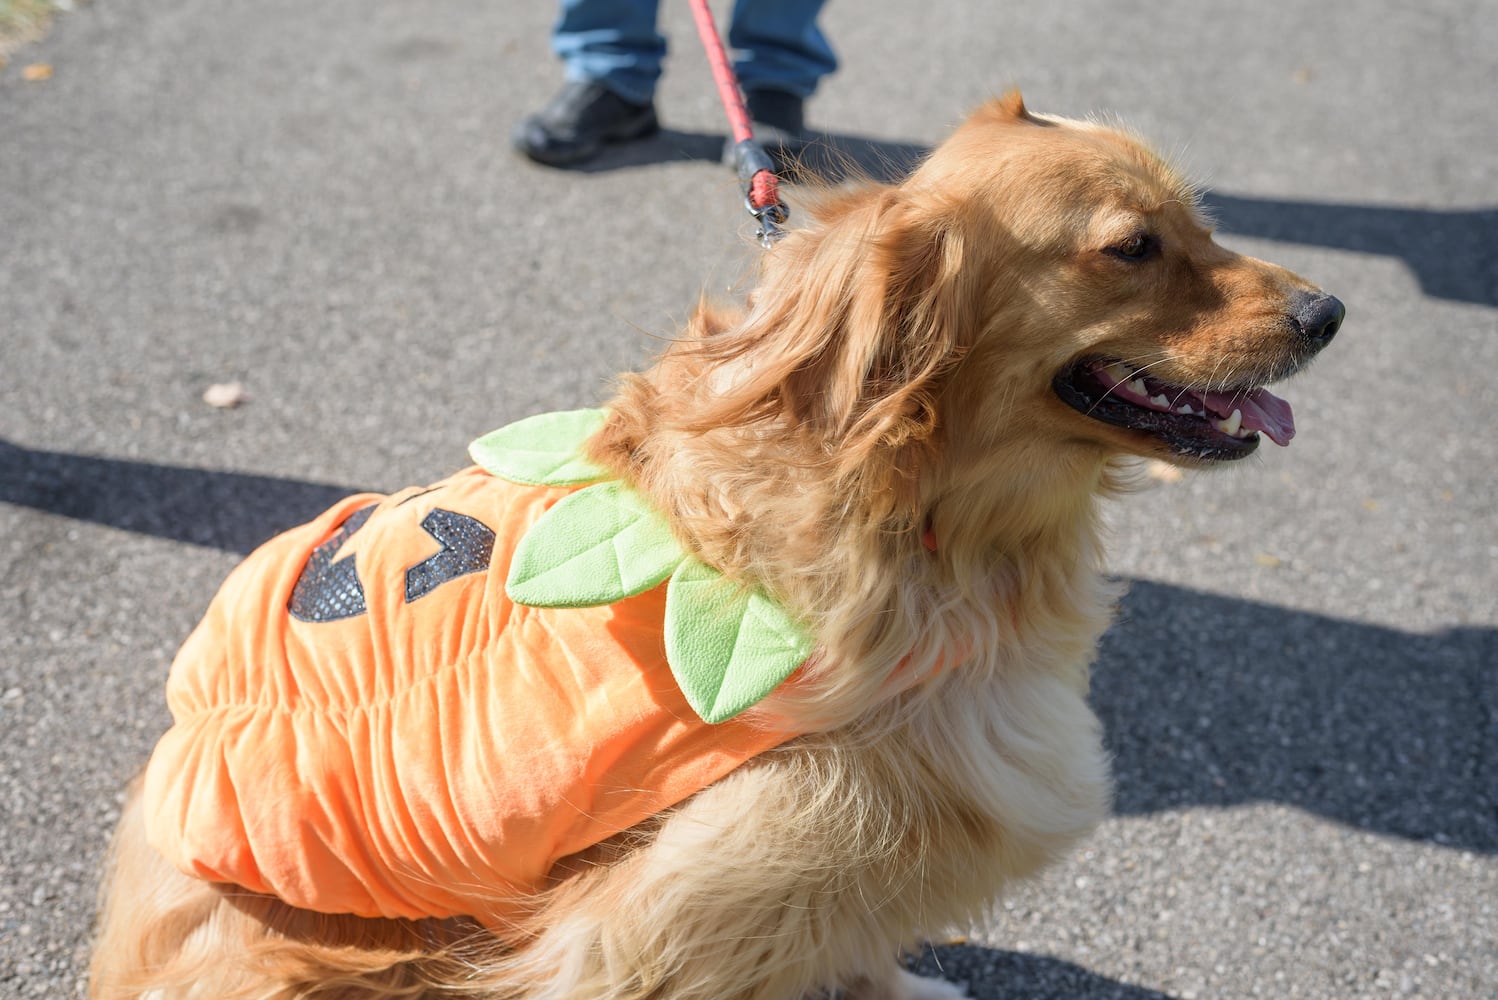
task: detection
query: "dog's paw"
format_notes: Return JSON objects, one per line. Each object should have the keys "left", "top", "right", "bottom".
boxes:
{"left": 852, "top": 968, "right": 968, "bottom": 1000}
{"left": 898, "top": 971, "right": 971, "bottom": 1000}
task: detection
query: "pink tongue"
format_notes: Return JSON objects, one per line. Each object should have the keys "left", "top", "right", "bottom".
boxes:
{"left": 1202, "top": 387, "right": 1296, "bottom": 446}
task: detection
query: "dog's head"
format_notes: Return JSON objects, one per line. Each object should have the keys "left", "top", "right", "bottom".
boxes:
{"left": 903, "top": 92, "right": 1343, "bottom": 471}
{"left": 703, "top": 94, "right": 1342, "bottom": 504}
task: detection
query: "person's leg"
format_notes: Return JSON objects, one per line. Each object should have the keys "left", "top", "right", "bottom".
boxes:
{"left": 513, "top": 0, "right": 664, "bottom": 166}
{"left": 551, "top": 0, "right": 667, "bottom": 106}
{"left": 727, "top": 0, "right": 837, "bottom": 103}
{"left": 721, "top": 0, "right": 835, "bottom": 163}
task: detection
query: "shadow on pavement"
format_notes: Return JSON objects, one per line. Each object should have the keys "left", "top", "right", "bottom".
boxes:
{"left": 4, "top": 441, "right": 1493, "bottom": 855}
{"left": 0, "top": 440, "right": 363, "bottom": 556}
{"left": 1096, "top": 580, "right": 1496, "bottom": 853}
{"left": 906, "top": 943, "right": 1175, "bottom": 999}
{"left": 567, "top": 126, "right": 930, "bottom": 185}
{"left": 1203, "top": 193, "right": 1498, "bottom": 307}
{"left": 563, "top": 131, "right": 1498, "bottom": 306}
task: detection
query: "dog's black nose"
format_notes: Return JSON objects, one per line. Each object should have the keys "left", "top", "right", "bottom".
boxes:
{"left": 1291, "top": 291, "right": 1345, "bottom": 346}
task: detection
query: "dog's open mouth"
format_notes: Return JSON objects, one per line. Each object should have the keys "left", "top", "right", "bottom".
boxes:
{"left": 1053, "top": 358, "right": 1296, "bottom": 461}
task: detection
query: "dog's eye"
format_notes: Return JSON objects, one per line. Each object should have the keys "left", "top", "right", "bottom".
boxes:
{"left": 1107, "top": 233, "right": 1158, "bottom": 261}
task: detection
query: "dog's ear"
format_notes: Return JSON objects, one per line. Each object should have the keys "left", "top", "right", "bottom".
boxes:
{"left": 802, "top": 189, "right": 970, "bottom": 451}
{"left": 711, "top": 185, "right": 978, "bottom": 521}
{"left": 975, "top": 89, "right": 1047, "bottom": 127}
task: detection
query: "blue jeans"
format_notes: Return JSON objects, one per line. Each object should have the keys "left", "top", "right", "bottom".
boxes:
{"left": 551, "top": 0, "right": 837, "bottom": 105}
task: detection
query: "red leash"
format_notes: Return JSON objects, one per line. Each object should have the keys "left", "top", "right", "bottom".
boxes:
{"left": 687, "top": 0, "right": 789, "bottom": 247}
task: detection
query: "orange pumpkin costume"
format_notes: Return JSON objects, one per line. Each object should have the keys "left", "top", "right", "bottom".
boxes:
{"left": 142, "top": 465, "right": 799, "bottom": 929}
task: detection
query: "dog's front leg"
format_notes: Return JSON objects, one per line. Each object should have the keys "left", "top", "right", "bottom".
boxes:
{"left": 479, "top": 741, "right": 968, "bottom": 1000}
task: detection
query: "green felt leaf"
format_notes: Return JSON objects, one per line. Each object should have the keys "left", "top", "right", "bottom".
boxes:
{"left": 506, "top": 482, "right": 685, "bottom": 608}
{"left": 664, "top": 558, "right": 813, "bottom": 723}
{"left": 469, "top": 408, "right": 609, "bottom": 486}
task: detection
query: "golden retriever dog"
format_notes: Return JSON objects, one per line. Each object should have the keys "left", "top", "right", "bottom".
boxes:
{"left": 90, "top": 93, "right": 1342, "bottom": 999}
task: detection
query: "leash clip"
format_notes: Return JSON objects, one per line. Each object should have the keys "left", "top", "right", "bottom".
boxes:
{"left": 729, "top": 138, "right": 790, "bottom": 248}
{"left": 746, "top": 197, "right": 790, "bottom": 248}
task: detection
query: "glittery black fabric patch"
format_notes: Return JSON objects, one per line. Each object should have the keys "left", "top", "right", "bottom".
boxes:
{"left": 404, "top": 508, "right": 496, "bottom": 603}
{"left": 287, "top": 504, "right": 376, "bottom": 622}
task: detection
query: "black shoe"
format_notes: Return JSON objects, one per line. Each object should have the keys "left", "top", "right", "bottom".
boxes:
{"left": 512, "top": 81, "right": 659, "bottom": 167}
{"left": 723, "top": 89, "right": 809, "bottom": 168}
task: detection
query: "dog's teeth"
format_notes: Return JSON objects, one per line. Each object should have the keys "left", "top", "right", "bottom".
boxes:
{"left": 1216, "top": 409, "right": 1243, "bottom": 436}
{"left": 1177, "top": 405, "right": 1196, "bottom": 415}
{"left": 1128, "top": 378, "right": 1148, "bottom": 397}
{"left": 1150, "top": 394, "right": 1170, "bottom": 407}
{"left": 1105, "top": 363, "right": 1134, "bottom": 383}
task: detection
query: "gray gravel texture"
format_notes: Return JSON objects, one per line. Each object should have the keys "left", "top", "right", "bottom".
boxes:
{"left": 2, "top": 0, "right": 1495, "bottom": 997}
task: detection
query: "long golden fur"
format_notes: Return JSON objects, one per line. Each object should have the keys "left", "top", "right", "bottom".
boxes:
{"left": 91, "top": 93, "right": 1339, "bottom": 999}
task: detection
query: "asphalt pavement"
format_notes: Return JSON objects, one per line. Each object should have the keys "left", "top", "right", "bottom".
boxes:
{"left": 2, "top": 1, "right": 1495, "bottom": 997}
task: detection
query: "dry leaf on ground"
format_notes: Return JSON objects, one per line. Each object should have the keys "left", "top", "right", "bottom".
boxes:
{"left": 203, "top": 382, "right": 251, "bottom": 409}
